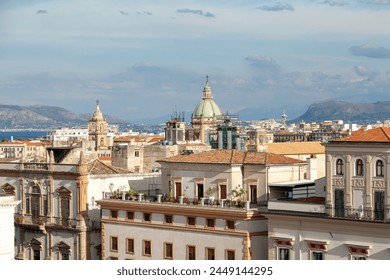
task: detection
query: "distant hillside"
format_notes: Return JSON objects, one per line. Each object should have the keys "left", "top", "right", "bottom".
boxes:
{"left": 0, "top": 104, "right": 126, "bottom": 129}
{"left": 290, "top": 101, "right": 390, "bottom": 124}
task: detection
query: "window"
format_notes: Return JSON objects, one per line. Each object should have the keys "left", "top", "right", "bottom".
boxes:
{"left": 111, "top": 210, "right": 118, "bottom": 219}
{"left": 352, "top": 255, "right": 366, "bottom": 260}
{"left": 376, "top": 160, "right": 384, "bottom": 177}
{"left": 374, "top": 191, "right": 385, "bottom": 220}
{"left": 348, "top": 245, "right": 369, "bottom": 259}
{"left": 143, "top": 213, "right": 151, "bottom": 222}
{"left": 165, "top": 215, "right": 173, "bottom": 224}
{"left": 355, "top": 159, "right": 364, "bottom": 176}
{"left": 311, "top": 251, "right": 324, "bottom": 260}
{"left": 57, "top": 187, "right": 71, "bottom": 227}
{"left": 127, "top": 211, "right": 134, "bottom": 220}
{"left": 33, "top": 249, "right": 40, "bottom": 260}
{"left": 206, "top": 248, "right": 215, "bottom": 260}
{"left": 143, "top": 240, "right": 151, "bottom": 257}
{"left": 334, "top": 189, "right": 345, "bottom": 217}
{"left": 164, "top": 243, "right": 173, "bottom": 259}
{"left": 206, "top": 218, "right": 215, "bottom": 228}
{"left": 31, "top": 186, "right": 41, "bottom": 223}
{"left": 110, "top": 236, "right": 118, "bottom": 252}
{"left": 250, "top": 185, "right": 257, "bottom": 203}
{"left": 226, "top": 220, "right": 235, "bottom": 230}
{"left": 126, "top": 239, "right": 134, "bottom": 254}
{"left": 175, "top": 182, "right": 182, "bottom": 197}
{"left": 61, "top": 252, "right": 69, "bottom": 260}
{"left": 226, "top": 250, "right": 235, "bottom": 260}
{"left": 187, "top": 245, "right": 196, "bottom": 260}
{"left": 308, "top": 241, "right": 327, "bottom": 260}
{"left": 135, "top": 150, "right": 140, "bottom": 157}
{"left": 219, "top": 184, "right": 228, "bottom": 200}
{"left": 57, "top": 241, "right": 71, "bottom": 260}
{"left": 197, "top": 183, "right": 204, "bottom": 198}
{"left": 336, "top": 159, "right": 344, "bottom": 175}
{"left": 187, "top": 217, "right": 196, "bottom": 226}
{"left": 278, "top": 248, "right": 290, "bottom": 260}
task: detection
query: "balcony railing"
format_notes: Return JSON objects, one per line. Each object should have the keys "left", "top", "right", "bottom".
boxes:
{"left": 102, "top": 191, "right": 255, "bottom": 210}
{"left": 330, "top": 206, "right": 387, "bottom": 221}
{"left": 14, "top": 214, "right": 77, "bottom": 228}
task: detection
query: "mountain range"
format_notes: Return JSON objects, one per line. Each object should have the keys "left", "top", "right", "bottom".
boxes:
{"left": 0, "top": 104, "right": 126, "bottom": 129}
{"left": 1, "top": 101, "right": 390, "bottom": 128}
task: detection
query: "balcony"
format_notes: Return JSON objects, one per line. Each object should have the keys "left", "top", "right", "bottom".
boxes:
{"left": 265, "top": 204, "right": 389, "bottom": 223}
{"left": 15, "top": 214, "right": 78, "bottom": 229}
{"left": 101, "top": 191, "right": 256, "bottom": 210}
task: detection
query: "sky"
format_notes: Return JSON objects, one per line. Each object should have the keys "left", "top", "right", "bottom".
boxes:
{"left": 1, "top": 0, "right": 390, "bottom": 122}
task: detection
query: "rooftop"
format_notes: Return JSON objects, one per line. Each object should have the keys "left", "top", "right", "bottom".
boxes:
{"left": 266, "top": 142, "right": 325, "bottom": 155}
{"left": 332, "top": 127, "right": 390, "bottom": 143}
{"left": 157, "top": 149, "right": 305, "bottom": 165}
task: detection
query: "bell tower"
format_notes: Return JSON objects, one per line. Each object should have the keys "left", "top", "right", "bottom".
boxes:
{"left": 88, "top": 100, "right": 108, "bottom": 151}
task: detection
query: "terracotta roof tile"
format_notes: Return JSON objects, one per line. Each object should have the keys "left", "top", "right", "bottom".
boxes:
{"left": 333, "top": 127, "right": 390, "bottom": 142}
{"left": 157, "top": 149, "right": 305, "bottom": 165}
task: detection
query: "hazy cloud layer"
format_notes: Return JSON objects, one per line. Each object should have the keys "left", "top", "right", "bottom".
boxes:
{"left": 317, "top": 0, "right": 350, "bottom": 6}
{"left": 1, "top": 0, "right": 390, "bottom": 121}
{"left": 36, "top": 10, "right": 47, "bottom": 14}
{"left": 349, "top": 44, "right": 390, "bottom": 58}
{"left": 137, "top": 11, "right": 152, "bottom": 16}
{"left": 245, "top": 55, "right": 281, "bottom": 72}
{"left": 176, "top": 8, "right": 215, "bottom": 17}
{"left": 256, "top": 2, "right": 294, "bottom": 11}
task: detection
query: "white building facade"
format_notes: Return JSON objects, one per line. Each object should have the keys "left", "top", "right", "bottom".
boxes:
{"left": 0, "top": 195, "right": 21, "bottom": 260}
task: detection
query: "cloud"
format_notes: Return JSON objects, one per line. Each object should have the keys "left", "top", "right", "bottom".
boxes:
{"left": 176, "top": 8, "right": 215, "bottom": 18}
{"left": 361, "top": 0, "right": 390, "bottom": 5}
{"left": 119, "top": 10, "right": 128, "bottom": 16}
{"left": 349, "top": 44, "right": 390, "bottom": 58}
{"left": 354, "top": 65, "right": 379, "bottom": 79}
{"left": 137, "top": 11, "right": 152, "bottom": 16}
{"left": 245, "top": 55, "right": 281, "bottom": 70}
{"left": 36, "top": 10, "right": 47, "bottom": 14}
{"left": 256, "top": 2, "right": 294, "bottom": 11}
{"left": 317, "top": 0, "right": 350, "bottom": 6}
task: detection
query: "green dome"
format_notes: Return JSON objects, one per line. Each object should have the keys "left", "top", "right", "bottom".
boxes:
{"left": 193, "top": 99, "right": 222, "bottom": 118}
{"left": 193, "top": 79, "right": 222, "bottom": 118}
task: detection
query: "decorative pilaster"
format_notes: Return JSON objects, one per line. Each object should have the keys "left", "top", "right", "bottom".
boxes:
{"left": 345, "top": 155, "right": 352, "bottom": 215}
{"left": 325, "top": 154, "right": 333, "bottom": 216}
{"left": 242, "top": 232, "right": 252, "bottom": 260}
{"left": 365, "top": 155, "right": 373, "bottom": 220}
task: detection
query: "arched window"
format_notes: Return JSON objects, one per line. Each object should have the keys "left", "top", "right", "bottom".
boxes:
{"left": 376, "top": 160, "right": 384, "bottom": 177}
{"left": 31, "top": 186, "right": 41, "bottom": 223}
{"left": 356, "top": 159, "right": 364, "bottom": 176}
{"left": 57, "top": 187, "right": 71, "bottom": 227}
{"left": 336, "top": 159, "right": 344, "bottom": 175}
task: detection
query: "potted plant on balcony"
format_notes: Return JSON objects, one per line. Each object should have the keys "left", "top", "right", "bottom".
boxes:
{"left": 231, "top": 186, "right": 247, "bottom": 208}
{"left": 126, "top": 186, "right": 138, "bottom": 200}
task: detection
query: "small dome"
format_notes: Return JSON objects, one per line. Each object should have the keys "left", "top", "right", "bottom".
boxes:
{"left": 193, "top": 78, "right": 222, "bottom": 118}
{"left": 92, "top": 101, "right": 104, "bottom": 120}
